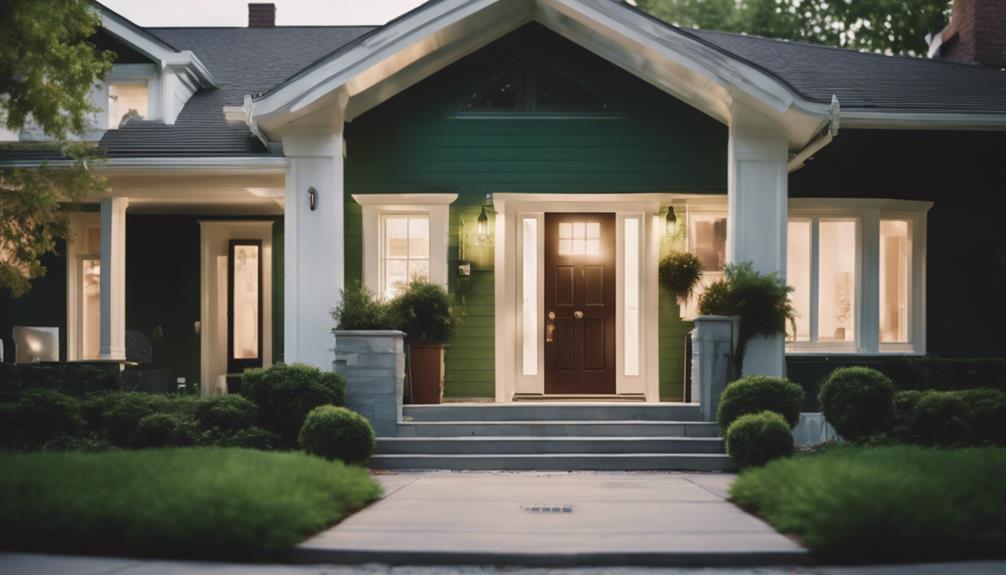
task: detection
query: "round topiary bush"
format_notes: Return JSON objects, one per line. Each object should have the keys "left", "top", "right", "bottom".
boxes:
{"left": 725, "top": 410, "right": 794, "bottom": 469}
{"left": 717, "top": 375, "right": 804, "bottom": 430}
{"left": 819, "top": 366, "right": 896, "bottom": 442}
{"left": 240, "top": 363, "right": 348, "bottom": 447}
{"left": 195, "top": 394, "right": 259, "bottom": 431}
{"left": 132, "top": 413, "right": 196, "bottom": 448}
{"left": 298, "top": 405, "right": 375, "bottom": 464}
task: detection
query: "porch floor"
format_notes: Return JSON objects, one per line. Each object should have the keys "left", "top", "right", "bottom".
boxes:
{"left": 296, "top": 471, "right": 808, "bottom": 567}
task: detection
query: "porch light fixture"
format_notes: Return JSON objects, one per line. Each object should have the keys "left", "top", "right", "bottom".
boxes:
{"left": 665, "top": 206, "right": 678, "bottom": 236}
{"left": 477, "top": 193, "right": 492, "bottom": 243}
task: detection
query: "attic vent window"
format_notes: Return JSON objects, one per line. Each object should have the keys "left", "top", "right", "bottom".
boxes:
{"left": 457, "top": 61, "right": 616, "bottom": 117}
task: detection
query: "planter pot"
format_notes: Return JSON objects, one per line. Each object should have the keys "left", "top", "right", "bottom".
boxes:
{"left": 409, "top": 343, "right": 445, "bottom": 404}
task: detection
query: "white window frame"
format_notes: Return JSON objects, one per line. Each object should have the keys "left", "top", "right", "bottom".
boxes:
{"left": 680, "top": 203, "right": 728, "bottom": 320}
{"left": 101, "top": 64, "right": 160, "bottom": 130}
{"left": 786, "top": 198, "right": 930, "bottom": 356}
{"left": 354, "top": 194, "right": 457, "bottom": 299}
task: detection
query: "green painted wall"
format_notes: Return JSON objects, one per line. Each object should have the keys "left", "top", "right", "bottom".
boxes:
{"left": 344, "top": 24, "right": 727, "bottom": 398}
{"left": 785, "top": 129, "right": 1006, "bottom": 395}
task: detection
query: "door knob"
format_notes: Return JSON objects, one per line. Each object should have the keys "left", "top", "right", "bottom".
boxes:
{"left": 574, "top": 310, "right": 584, "bottom": 319}
{"left": 546, "top": 323, "right": 555, "bottom": 343}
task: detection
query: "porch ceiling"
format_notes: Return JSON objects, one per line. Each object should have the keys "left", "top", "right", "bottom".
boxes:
{"left": 102, "top": 172, "right": 284, "bottom": 215}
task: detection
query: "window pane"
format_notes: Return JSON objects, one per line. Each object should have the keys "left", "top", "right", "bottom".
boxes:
{"left": 81, "top": 259, "right": 101, "bottom": 360}
{"left": 108, "top": 82, "right": 148, "bottom": 128}
{"left": 522, "top": 218, "right": 538, "bottom": 376}
{"left": 408, "top": 217, "right": 429, "bottom": 258}
{"left": 880, "top": 219, "right": 911, "bottom": 343}
{"left": 408, "top": 260, "right": 430, "bottom": 283}
{"left": 232, "top": 245, "right": 260, "bottom": 360}
{"left": 461, "top": 69, "right": 523, "bottom": 112}
{"left": 818, "top": 220, "right": 856, "bottom": 343}
{"left": 534, "top": 66, "right": 611, "bottom": 113}
{"left": 385, "top": 217, "right": 409, "bottom": 258}
{"left": 384, "top": 260, "right": 407, "bottom": 299}
{"left": 690, "top": 214, "right": 727, "bottom": 272}
{"left": 787, "top": 220, "right": 812, "bottom": 342}
{"left": 624, "top": 218, "right": 640, "bottom": 376}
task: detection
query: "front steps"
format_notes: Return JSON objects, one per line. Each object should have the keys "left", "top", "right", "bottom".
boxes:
{"left": 371, "top": 403, "right": 733, "bottom": 471}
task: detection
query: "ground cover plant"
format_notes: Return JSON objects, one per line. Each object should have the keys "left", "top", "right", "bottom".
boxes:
{"left": 730, "top": 446, "right": 1006, "bottom": 563}
{"left": 0, "top": 448, "right": 381, "bottom": 560}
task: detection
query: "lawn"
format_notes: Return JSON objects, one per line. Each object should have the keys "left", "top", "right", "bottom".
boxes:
{"left": 0, "top": 448, "right": 381, "bottom": 560}
{"left": 730, "top": 446, "right": 1006, "bottom": 563}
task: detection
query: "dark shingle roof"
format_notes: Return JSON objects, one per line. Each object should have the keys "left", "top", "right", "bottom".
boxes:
{"left": 684, "top": 28, "right": 1006, "bottom": 113}
{"left": 99, "top": 26, "right": 375, "bottom": 157}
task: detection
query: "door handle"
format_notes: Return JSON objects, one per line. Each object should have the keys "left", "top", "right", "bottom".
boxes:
{"left": 546, "top": 323, "right": 555, "bottom": 343}
{"left": 574, "top": 310, "right": 584, "bottom": 319}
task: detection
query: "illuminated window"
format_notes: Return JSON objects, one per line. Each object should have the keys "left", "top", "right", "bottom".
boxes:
{"left": 108, "top": 82, "right": 148, "bottom": 128}
{"left": 69, "top": 216, "right": 102, "bottom": 360}
{"left": 880, "top": 219, "right": 911, "bottom": 344}
{"left": 818, "top": 220, "right": 857, "bottom": 343}
{"left": 381, "top": 215, "right": 430, "bottom": 299}
{"left": 680, "top": 211, "right": 727, "bottom": 319}
{"left": 624, "top": 217, "right": 640, "bottom": 376}
{"left": 230, "top": 243, "right": 261, "bottom": 363}
{"left": 522, "top": 217, "right": 538, "bottom": 376}
{"left": 557, "top": 221, "right": 601, "bottom": 256}
{"left": 787, "top": 220, "right": 812, "bottom": 342}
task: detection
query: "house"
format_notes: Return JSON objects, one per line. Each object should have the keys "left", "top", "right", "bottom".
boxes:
{"left": 2, "top": 0, "right": 1005, "bottom": 411}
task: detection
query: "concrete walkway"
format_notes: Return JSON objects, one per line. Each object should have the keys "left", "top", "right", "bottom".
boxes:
{"left": 295, "top": 471, "right": 806, "bottom": 567}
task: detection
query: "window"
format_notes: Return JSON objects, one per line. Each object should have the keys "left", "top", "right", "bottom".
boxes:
{"left": 557, "top": 221, "right": 601, "bottom": 256}
{"left": 381, "top": 215, "right": 430, "bottom": 299}
{"left": 680, "top": 211, "right": 727, "bottom": 319}
{"left": 457, "top": 61, "right": 616, "bottom": 116}
{"left": 228, "top": 241, "right": 262, "bottom": 373}
{"left": 67, "top": 215, "right": 102, "bottom": 360}
{"left": 623, "top": 217, "right": 641, "bottom": 376}
{"left": 522, "top": 217, "right": 539, "bottom": 376}
{"left": 786, "top": 202, "right": 927, "bottom": 354}
{"left": 108, "top": 81, "right": 149, "bottom": 128}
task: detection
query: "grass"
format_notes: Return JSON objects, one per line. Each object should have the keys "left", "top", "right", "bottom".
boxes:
{"left": 0, "top": 448, "right": 381, "bottom": 560}
{"left": 730, "top": 446, "right": 1006, "bottom": 563}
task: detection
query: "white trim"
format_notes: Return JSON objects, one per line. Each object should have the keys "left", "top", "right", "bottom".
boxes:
{"left": 354, "top": 194, "right": 458, "bottom": 298}
{"left": 198, "top": 221, "right": 274, "bottom": 396}
{"left": 493, "top": 192, "right": 663, "bottom": 402}
{"left": 98, "top": 197, "right": 129, "bottom": 360}
{"left": 0, "top": 157, "right": 290, "bottom": 172}
{"left": 841, "top": 110, "right": 1006, "bottom": 131}
{"left": 66, "top": 213, "right": 102, "bottom": 361}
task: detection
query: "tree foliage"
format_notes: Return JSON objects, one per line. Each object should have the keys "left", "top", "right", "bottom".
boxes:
{"left": 634, "top": 0, "right": 952, "bottom": 57}
{"left": 0, "top": 0, "right": 113, "bottom": 297}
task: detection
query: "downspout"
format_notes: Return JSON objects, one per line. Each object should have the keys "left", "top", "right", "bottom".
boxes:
{"left": 788, "top": 95, "right": 840, "bottom": 173}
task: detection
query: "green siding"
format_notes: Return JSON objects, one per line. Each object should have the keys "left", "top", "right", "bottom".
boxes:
{"left": 345, "top": 24, "right": 727, "bottom": 398}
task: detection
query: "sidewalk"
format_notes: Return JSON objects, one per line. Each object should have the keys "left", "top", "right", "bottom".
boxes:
{"left": 296, "top": 471, "right": 806, "bottom": 567}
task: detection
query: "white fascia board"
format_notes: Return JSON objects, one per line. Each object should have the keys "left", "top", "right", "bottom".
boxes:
{"left": 840, "top": 110, "right": 1006, "bottom": 131}
{"left": 0, "top": 156, "right": 289, "bottom": 173}
{"left": 98, "top": 9, "right": 216, "bottom": 88}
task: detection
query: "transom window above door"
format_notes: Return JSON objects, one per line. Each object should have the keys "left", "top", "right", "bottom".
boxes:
{"left": 381, "top": 215, "right": 430, "bottom": 299}
{"left": 455, "top": 60, "right": 618, "bottom": 117}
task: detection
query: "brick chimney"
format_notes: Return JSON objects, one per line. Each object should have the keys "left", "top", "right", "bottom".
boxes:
{"left": 248, "top": 3, "right": 276, "bottom": 28}
{"left": 934, "top": 0, "right": 1006, "bottom": 68}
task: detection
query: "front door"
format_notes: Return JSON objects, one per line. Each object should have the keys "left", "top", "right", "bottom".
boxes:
{"left": 544, "top": 213, "right": 616, "bottom": 394}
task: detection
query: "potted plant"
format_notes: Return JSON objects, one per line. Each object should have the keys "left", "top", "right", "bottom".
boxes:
{"left": 659, "top": 251, "right": 703, "bottom": 304}
{"left": 698, "top": 262, "right": 795, "bottom": 374}
{"left": 391, "top": 280, "right": 458, "bottom": 404}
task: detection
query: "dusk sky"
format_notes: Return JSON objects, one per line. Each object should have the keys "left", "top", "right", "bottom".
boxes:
{"left": 98, "top": 0, "right": 428, "bottom": 27}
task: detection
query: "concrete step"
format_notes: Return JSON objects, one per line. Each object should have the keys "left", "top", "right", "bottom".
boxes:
{"left": 399, "top": 420, "right": 721, "bottom": 437}
{"left": 370, "top": 453, "right": 734, "bottom": 471}
{"left": 403, "top": 403, "right": 702, "bottom": 422}
{"left": 377, "top": 436, "right": 725, "bottom": 455}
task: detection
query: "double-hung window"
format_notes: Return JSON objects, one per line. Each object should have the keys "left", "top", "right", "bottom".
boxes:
{"left": 380, "top": 215, "right": 431, "bottom": 299}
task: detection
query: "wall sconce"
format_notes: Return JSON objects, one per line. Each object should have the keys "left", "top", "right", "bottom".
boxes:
{"left": 308, "top": 187, "right": 317, "bottom": 211}
{"left": 665, "top": 205, "right": 678, "bottom": 236}
{"left": 477, "top": 193, "right": 492, "bottom": 244}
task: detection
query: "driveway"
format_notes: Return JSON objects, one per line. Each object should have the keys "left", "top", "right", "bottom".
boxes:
{"left": 297, "top": 471, "right": 806, "bottom": 567}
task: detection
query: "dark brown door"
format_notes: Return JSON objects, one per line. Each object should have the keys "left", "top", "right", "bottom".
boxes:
{"left": 544, "top": 213, "right": 616, "bottom": 394}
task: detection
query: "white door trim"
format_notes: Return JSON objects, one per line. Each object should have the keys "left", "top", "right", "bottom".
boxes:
{"left": 198, "top": 220, "right": 274, "bottom": 396}
{"left": 493, "top": 193, "right": 669, "bottom": 402}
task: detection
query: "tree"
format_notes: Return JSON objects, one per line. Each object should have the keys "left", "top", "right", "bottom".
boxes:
{"left": 0, "top": 0, "right": 113, "bottom": 297}
{"left": 634, "top": 0, "right": 952, "bottom": 57}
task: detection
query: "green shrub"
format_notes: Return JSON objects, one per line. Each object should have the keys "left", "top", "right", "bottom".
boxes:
{"left": 659, "top": 251, "right": 703, "bottom": 302}
{"left": 819, "top": 367, "right": 896, "bottom": 442}
{"left": 957, "top": 389, "right": 1006, "bottom": 445}
{"left": 391, "top": 280, "right": 458, "bottom": 344}
{"left": 333, "top": 281, "right": 396, "bottom": 330}
{"left": 0, "top": 363, "right": 117, "bottom": 398}
{"left": 725, "top": 411, "right": 793, "bottom": 469}
{"left": 298, "top": 405, "right": 375, "bottom": 464}
{"left": 1, "top": 389, "right": 86, "bottom": 449}
{"left": 195, "top": 395, "right": 259, "bottom": 431}
{"left": 0, "top": 449, "right": 381, "bottom": 559}
{"left": 891, "top": 390, "right": 924, "bottom": 441}
{"left": 912, "top": 391, "right": 973, "bottom": 446}
{"left": 698, "top": 262, "right": 796, "bottom": 373}
{"left": 83, "top": 392, "right": 200, "bottom": 447}
{"left": 891, "top": 388, "right": 1006, "bottom": 447}
{"left": 717, "top": 375, "right": 804, "bottom": 430}
{"left": 729, "top": 446, "right": 1006, "bottom": 562}
{"left": 211, "top": 427, "right": 282, "bottom": 451}
{"left": 883, "top": 357, "right": 1006, "bottom": 392}
{"left": 133, "top": 414, "right": 197, "bottom": 448}
{"left": 240, "top": 363, "right": 347, "bottom": 446}
{"left": 41, "top": 435, "right": 113, "bottom": 452}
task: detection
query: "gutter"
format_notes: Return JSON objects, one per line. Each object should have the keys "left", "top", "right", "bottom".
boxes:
{"left": 788, "top": 95, "right": 840, "bottom": 173}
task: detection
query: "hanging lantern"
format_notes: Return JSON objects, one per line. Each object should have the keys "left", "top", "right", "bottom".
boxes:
{"left": 665, "top": 205, "right": 678, "bottom": 236}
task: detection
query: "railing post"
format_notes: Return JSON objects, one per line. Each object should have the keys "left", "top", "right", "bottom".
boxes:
{"left": 333, "top": 330, "right": 406, "bottom": 436}
{"left": 690, "top": 315, "right": 736, "bottom": 422}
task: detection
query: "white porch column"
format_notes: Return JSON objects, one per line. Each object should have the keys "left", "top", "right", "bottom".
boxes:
{"left": 727, "top": 112, "right": 789, "bottom": 377}
{"left": 282, "top": 133, "right": 345, "bottom": 369}
{"left": 99, "top": 196, "right": 128, "bottom": 360}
